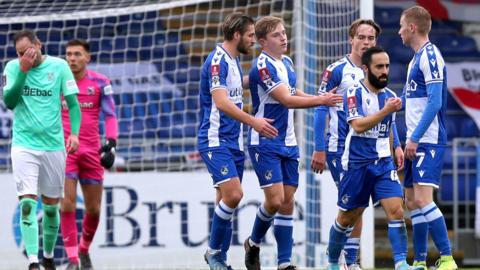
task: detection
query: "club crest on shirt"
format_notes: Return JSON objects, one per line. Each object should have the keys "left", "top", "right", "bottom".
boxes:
{"left": 47, "top": 72, "right": 54, "bottom": 81}
{"left": 87, "top": 86, "right": 95, "bottom": 95}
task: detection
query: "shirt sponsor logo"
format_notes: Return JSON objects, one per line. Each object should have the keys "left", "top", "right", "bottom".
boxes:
{"left": 22, "top": 85, "right": 52, "bottom": 96}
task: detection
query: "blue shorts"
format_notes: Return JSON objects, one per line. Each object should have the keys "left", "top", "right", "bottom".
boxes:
{"left": 200, "top": 146, "right": 245, "bottom": 187}
{"left": 338, "top": 157, "right": 403, "bottom": 211}
{"left": 404, "top": 144, "right": 445, "bottom": 189}
{"left": 248, "top": 145, "right": 299, "bottom": 188}
{"left": 326, "top": 152, "right": 343, "bottom": 186}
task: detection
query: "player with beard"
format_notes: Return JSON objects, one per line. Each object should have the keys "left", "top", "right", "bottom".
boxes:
{"left": 325, "top": 47, "right": 420, "bottom": 270}
{"left": 311, "top": 19, "right": 395, "bottom": 270}
{"left": 198, "top": 13, "right": 279, "bottom": 270}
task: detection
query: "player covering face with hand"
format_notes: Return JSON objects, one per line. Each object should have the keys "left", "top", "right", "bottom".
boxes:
{"left": 3, "top": 29, "right": 81, "bottom": 270}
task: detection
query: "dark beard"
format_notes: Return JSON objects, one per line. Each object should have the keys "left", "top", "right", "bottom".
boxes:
{"left": 368, "top": 70, "right": 388, "bottom": 89}
{"left": 237, "top": 39, "right": 249, "bottom": 55}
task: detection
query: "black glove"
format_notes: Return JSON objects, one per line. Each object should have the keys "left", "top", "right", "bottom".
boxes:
{"left": 99, "top": 139, "right": 116, "bottom": 169}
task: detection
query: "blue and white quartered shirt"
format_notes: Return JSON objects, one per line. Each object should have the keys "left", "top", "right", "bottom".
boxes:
{"left": 198, "top": 45, "right": 244, "bottom": 151}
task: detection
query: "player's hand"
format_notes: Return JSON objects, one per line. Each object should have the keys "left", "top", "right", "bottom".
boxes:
{"left": 384, "top": 98, "right": 402, "bottom": 113}
{"left": 319, "top": 92, "right": 343, "bottom": 107}
{"left": 19, "top": 48, "right": 37, "bottom": 73}
{"left": 66, "top": 134, "right": 79, "bottom": 154}
{"left": 404, "top": 139, "right": 418, "bottom": 161}
{"left": 252, "top": 118, "right": 278, "bottom": 139}
{"left": 394, "top": 146, "right": 404, "bottom": 171}
{"left": 311, "top": 151, "right": 326, "bottom": 174}
{"left": 99, "top": 139, "right": 116, "bottom": 169}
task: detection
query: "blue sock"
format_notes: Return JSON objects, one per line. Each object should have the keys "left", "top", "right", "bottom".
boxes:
{"left": 327, "top": 220, "right": 349, "bottom": 264}
{"left": 209, "top": 200, "right": 235, "bottom": 252}
{"left": 421, "top": 202, "right": 452, "bottom": 256}
{"left": 274, "top": 214, "right": 294, "bottom": 266}
{"left": 250, "top": 203, "right": 275, "bottom": 244}
{"left": 388, "top": 220, "right": 408, "bottom": 264}
{"left": 220, "top": 219, "right": 232, "bottom": 262}
{"left": 344, "top": 237, "right": 360, "bottom": 265}
{"left": 411, "top": 209, "right": 428, "bottom": 262}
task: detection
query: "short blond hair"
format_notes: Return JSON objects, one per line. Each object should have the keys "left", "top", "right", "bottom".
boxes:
{"left": 402, "top": 6, "right": 431, "bottom": 35}
{"left": 255, "top": 16, "right": 284, "bottom": 40}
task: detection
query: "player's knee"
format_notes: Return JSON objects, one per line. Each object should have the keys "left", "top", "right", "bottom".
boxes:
{"left": 404, "top": 198, "right": 417, "bottom": 211}
{"left": 413, "top": 197, "right": 431, "bottom": 209}
{"left": 20, "top": 198, "right": 37, "bottom": 222}
{"left": 86, "top": 205, "right": 101, "bottom": 218}
{"left": 223, "top": 189, "right": 243, "bottom": 207}
{"left": 337, "top": 215, "right": 355, "bottom": 227}
{"left": 21, "top": 201, "right": 33, "bottom": 217}
{"left": 387, "top": 205, "right": 404, "bottom": 220}
{"left": 267, "top": 195, "right": 284, "bottom": 212}
{"left": 43, "top": 204, "right": 59, "bottom": 218}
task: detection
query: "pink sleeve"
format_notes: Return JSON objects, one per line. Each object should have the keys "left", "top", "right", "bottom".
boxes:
{"left": 101, "top": 91, "right": 118, "bottom": 140}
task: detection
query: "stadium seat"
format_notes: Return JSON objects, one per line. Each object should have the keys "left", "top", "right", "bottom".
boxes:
{"left": 388, "top": 63, "right": 407, "bottom": 86}
{"left": 374, "top": 6, "right": 403, "bottom": 28}
{"left": 439, "top": 173, "right": 476, "bottom": 202}
{"left": 430, "top": 34, "right": 480, "bottom": 58}
{"left": 446, "top": 91, "right": 463, "bottom": 111}
{"left": 460, "top": 117, "right": 480, "bottom": 137}
{"left": 377, "top": 34, "right": 413, "bottom": 64}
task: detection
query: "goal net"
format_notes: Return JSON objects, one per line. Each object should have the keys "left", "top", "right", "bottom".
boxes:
{"left": 0, "top": 0, "right": 367, "bottom": 269}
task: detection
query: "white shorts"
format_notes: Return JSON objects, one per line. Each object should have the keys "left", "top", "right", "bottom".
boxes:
{"left": 12, "top": 146, "right": 67, "bottom": 198}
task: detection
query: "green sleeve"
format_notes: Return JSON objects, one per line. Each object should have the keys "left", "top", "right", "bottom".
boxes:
{"left": 61, "top": 61, "right": 79, "bottom": 96}
{"left": 2, "top": 62, "right": 26, "bottom": 110}
{"left": 64, "top": 94, "right": 81, "bottom": 135}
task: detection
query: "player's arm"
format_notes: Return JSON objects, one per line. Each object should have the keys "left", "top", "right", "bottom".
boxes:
{"left": 64, "top": 93, "right": 81, "bottom": 153}
{"left": 390, "top": 118, "right": 404, "bottom": 170}
{"left": 99, "top": 82, "right": 118, "bottom": 169}
{"left": 311, "top": 68, "right": 340, "bottom": 173}
{"left": 270, "top": 84, "right": 342, "bottom": 108}
{"left": 409, "top": 82, "right": 442, "bottom": 143}
{"left": 348, "top": 90, "right": 402, "bottom": 133}
{"left": 61, "top": 62, "right": 81, "bottom": 153}
{"left": 2, "top": 64, "right": 27, "bottom": 110}
{"left": 212, "top": 89, "right": 277, "bottom": 138}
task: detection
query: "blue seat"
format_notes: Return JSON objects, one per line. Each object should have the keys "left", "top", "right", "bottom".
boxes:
{"left": 120, "top": 105, "right": 133, "bottom": 119}
{"left": 446, "top": 91, "right": 462, "bottom": 111}
{"left": 377, "top": 34, "right": 413, "bottom": 64}
{"left": 439, "top": 173, "right": 476, "bottom": 202}
{"left": 133, "top": 104, "right": 146, "bottom": 117}
{"left": 431, "top": 20, "right": 461, "bottom": 34}
{"left": 389, "top": 63, "right": 407, "bottom": 86}
{"left": 374, "top": 6, "right": 403, "bottom": 28}
{"left": 460, "top": 117, "right": 480, "bottom": 137}
{"left": 121, "top": 93, "right": 134, "bottom": 104}
{"left": 430, "top": 34, "right": 480, "bottom": 58}
{"left": 118, "top": 120, "right": 131, "bottom": 138}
